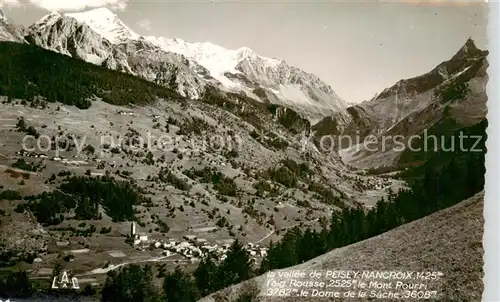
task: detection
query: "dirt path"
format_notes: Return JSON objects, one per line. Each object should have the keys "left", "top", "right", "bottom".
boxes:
{"left": 252, "top": 218, "right": 320, "bottom": 245}
{"left": 253, "top": 230, "right": 274, "bottom": 245}
{"left": 77, "top": 254, "right": 183, "bottom": 276}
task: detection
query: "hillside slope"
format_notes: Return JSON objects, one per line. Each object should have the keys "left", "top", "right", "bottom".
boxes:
{"left": 201, "top": 191, "right": 484, "bottom": 301}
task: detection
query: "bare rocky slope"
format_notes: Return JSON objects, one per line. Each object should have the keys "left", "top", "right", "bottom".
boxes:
{"left": 200, "top": 191, "right": 484, "bottom": 302}
{"left": 0, "top": 10, "right": 25, "bottom": 43}
{"left": 24, "top": 10, "right": 210, "bottom": 100}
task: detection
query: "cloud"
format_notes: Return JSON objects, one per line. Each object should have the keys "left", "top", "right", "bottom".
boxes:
{"left": 2, "top": 0, "right": 128, "bottom": 11}
{"left": 0, "top": 0, "right": 21, "bottom": 9}
{"left": 137, "top": 18, "right": 152, "bottom": 31}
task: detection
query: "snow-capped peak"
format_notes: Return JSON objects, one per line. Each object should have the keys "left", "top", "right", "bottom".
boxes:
{"left": 31, "top": 10, "right": 62, "bottom": 29}
{"left": 26, "top": 7, "right": 347, "bottom": 119}
{"left": 144, "top": 36, "right": 283, "bottom": 85}
{"left": 237, "top": 46, "right": 253, "bottom": 58}
{"left": 65, "top": 7, "right": 139, "bottom": 44}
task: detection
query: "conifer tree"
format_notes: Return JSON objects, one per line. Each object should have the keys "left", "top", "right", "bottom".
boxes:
{"left": 163, "top": 267, "right": 200, "bottom": 302}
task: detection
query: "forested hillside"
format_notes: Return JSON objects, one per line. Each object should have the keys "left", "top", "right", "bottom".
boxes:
{"left": 0, "top": 42, "right": 181, "bottom": 108}
{"left": 259, "top": 119, "right": 486, "bottom": 272}
{"left": 15, "top": 175, "right": 151, "bottom": 225}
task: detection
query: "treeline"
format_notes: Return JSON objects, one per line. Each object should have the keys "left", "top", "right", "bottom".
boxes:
{"left": 256, "top": 159, "right": 345, "bottom": 207}
{"left": 0, "top": 270, "right": 33, "bottom": 299}
{"left": 202, "top": 88, "right": 303, "bottom": 145}
{"left": 12, "top": 158, "right": 38, "bottom": 172}
{"left": 201, "top": 88, "right": 269, "bottom": 130}
{"left": 0, "top": 189, "right": 22, "bottom": 200}
{"left": 15, "top": 116, "right": 40, "bottom": 138}
{"left": 183, "top": 167, "right": 238, "bottom": 196}
{"left": 158, "top": 168, "right": 192, "bottom": 191}
{"left": 249, "top": 128, "right": 289, "bottom": 150}
{"left": 17, "top": 175, "right": 150, "bottom": 225}
{"left": 260, "top": 119, "right": 487, "bottom": 272}
{"left": 258, "top": 159, "right": 310, "bottom": 189}
{"left": 0, "top": 42, "right": 181, "bottom": 108}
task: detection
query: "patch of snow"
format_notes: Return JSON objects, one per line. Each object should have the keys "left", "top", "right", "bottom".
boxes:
{"left": 66, "top": 7, "right": 139, "bottom": 44}
{"left": 85, "top": 53, "right": 105, "bottom": 65}
{"left": 145, "top": 36, "right": 282, "bottom": 87}
{"left": 277, "top": 84, "right": 317, "bottom": 106}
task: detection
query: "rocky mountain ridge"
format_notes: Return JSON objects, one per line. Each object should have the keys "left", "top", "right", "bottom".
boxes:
{"left": 313, "top": 38, "right": 489, "bottom": 169}
{"left": 0, "top": 9, "right": 25, "bottom": 43}
{"left": 1, "top": 7, "right": 346, "bottom": 121}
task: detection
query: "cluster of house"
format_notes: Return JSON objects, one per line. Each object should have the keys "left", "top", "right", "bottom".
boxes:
{"left": 15, "top": 150, "right": 88, "bottom": 166}
{"left": 16, "top": 150, "right": 48, "bottom": 159}
{"left": 207, "top": 155, "right": 229, "bottom": 167}
{"left": 347, "top": 171, "right": 393, "bottom": 191}
{"left": 51, "top": 157, "right": 88, "bottom": 166}
{"left": 129, "top": 223, "right": 267, "bottom": 263}
{"left": 117, "top": 110, "right": 136, "bottom": 116}
{"left": 369, "top": 178, "right": 392, "bottom": 190}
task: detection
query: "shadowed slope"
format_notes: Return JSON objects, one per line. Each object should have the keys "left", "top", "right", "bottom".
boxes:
{"left": 201, "top": 191, "right": 484, "bottom": 301}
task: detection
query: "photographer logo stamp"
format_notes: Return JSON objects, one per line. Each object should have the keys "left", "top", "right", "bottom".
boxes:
{"left": 51, "top": 270, "right": 80, "bottom": 290}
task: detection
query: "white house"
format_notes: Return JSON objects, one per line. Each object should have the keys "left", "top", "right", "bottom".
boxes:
{"left": 178, "top": 241, "right": 190, "bottom": 248}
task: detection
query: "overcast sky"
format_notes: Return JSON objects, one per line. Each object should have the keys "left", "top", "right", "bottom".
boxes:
{"left": 0, "top": 0, "right": 489, "bottom": 103}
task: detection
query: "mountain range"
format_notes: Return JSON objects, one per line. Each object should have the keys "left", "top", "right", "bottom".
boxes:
{"left": 0, "top": 7, "right": 347, "bottom": 122}
{"left": 313, "top": 37, "right": 488, "bottom": 169}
